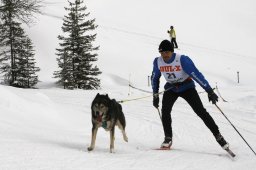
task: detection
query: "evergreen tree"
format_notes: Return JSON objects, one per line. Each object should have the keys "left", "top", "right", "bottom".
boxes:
{"left": 54, "top": 0, "right": 101, "bottom": 90}
{"left": 15, "top": 35, "right": 40, "bottom": 88}
{"left": 0, "top": 16, "right": 23, "bottom": 85}
{"left": 0, "top": 0, "right": 41, "bottom": 87}
{"left": 0, "top": 18, "right": 11, "bottom": 83}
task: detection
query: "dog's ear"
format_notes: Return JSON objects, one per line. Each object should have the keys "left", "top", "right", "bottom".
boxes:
{"left": 106, "top": 94, "right": 111, "bottom": 100}
{"left": 92, "top": 93, "right": 100, "bottom": 106}
{"left": 94, "top": 93, "right": 100, "bottom": 100}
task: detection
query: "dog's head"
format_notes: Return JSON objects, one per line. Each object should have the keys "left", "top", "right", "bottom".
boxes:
{"left": 91, "top": 93, "right": 110, "bottom": 120}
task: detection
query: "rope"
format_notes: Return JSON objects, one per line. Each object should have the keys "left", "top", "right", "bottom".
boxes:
{"left": 128, "top": 84, "right": 152, "bottom": 94}
{"left": 215, "top": 84, "right": 228, "bottom": 102}
{"left": 117, "top": 85, "right": 173, "bottom": 103}
{"left": 117, "top": 94, "right": 154, "bottom": 103}
{"left": 119, "top": 83, "right": 220, "bottom": 104}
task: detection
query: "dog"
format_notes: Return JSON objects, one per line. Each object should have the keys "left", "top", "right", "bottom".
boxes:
{"left": 88, "top": 93, "right": 128, "bottom": 153}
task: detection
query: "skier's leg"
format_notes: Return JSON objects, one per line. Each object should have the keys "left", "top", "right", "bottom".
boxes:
{"left": 182, "top": 89, "right": 230, "bottom": 149}
{"left": 174, "top": 38, "right": 178, "bottom": 48}
{"left": 180, "top": 88, "right": 220, "bottom": 136}
{"left": 161, "top": 90, "right": 178, "bottom": 138}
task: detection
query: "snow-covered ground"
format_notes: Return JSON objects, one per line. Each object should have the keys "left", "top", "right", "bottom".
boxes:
{"left": 1, "top": 0, "right": 256, "bottom": 169}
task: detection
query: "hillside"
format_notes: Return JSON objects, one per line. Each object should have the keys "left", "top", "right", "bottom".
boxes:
{"left": 1, "top": 0, "right": 256, "bottom": 169}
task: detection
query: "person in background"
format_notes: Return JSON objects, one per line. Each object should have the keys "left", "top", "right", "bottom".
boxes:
{"left": 151, "top": 39, "right": 229, "bottom": 150}
{"left": 167, "top": 26, "right": 178, "bottom": 48}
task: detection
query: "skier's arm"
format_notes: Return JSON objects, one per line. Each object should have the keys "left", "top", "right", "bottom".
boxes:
{"left": 180, "top": 55, "right": 212, "bottom": 91}
{"left": 151, "top": 58, "right": 161, "bottom": 93}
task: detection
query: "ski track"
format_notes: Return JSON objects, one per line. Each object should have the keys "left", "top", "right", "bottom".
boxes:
{"left": 1, "top": 85, "right": 256, "bottom": 170}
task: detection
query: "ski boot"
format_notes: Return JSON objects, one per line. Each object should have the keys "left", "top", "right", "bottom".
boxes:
{"left": 215, "top": 133, "right": 229, "bottom": 149}
{"left": 160, "top": 137, "right": 172, "bottom": 149}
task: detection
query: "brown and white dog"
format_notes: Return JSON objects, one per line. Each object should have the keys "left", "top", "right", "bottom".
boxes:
{"left": 88, "top": 93, "right": 128, "bottom": 153}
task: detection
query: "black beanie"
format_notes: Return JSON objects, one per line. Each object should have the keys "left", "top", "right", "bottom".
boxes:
{"left": 158, "top": 40, "right": 174, "bottom": 52}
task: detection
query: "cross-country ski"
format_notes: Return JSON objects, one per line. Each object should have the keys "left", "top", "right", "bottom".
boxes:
{"left": 225, "top": 148, "right": 236, "bottom": 158}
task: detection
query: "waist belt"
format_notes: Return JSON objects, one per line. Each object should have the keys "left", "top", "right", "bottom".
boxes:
{"left": 172, "top": 77, "right": 192, "bottom": 86}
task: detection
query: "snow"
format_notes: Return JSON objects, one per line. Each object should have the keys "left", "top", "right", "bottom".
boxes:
{"left": 1, "top": 0, "right": 256, "bottom": 169}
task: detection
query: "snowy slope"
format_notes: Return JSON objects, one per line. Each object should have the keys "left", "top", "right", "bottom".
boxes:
{"left": 1, "top": 83, "right": 256, "bottom": 170}
{"left": 1, "top": 0, "right": 256, "bottom": 169}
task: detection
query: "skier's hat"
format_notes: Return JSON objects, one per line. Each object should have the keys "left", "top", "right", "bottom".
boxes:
{"left": 158, "top": 40, "right": 174, "bottom": 52}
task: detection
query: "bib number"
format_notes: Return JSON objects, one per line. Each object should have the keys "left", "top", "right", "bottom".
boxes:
{"left": 167, "top": 73, "right": 176, "bottom": 79}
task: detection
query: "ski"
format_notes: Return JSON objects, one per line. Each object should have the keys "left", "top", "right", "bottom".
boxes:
{"left": 153, "top": 146, "right": 171, "bottom": 150}
{"left": 153, "top": 147, "right": 236, "bottom": 158}
{"left": 224, "top": 148, "right": 236, "bottom": 158}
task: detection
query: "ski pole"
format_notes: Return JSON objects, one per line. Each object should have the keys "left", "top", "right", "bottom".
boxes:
{"left": 157, "top": 107, "right": 162, "bottom": 120}
{"left": 215, "top": 104, "right": 256, "bottom": 156}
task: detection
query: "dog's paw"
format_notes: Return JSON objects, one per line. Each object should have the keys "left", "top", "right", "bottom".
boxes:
{"left": 124, "top": 136, "right": 128, "bottom": 142}
{"left": 123, "top": 134, "right": 128, "bottom": 142}
{"left": 87, "top": 147, "right": 94, "bottom": 151}
{"left": 110, "top": 148, "right": 115, "bottom": 153}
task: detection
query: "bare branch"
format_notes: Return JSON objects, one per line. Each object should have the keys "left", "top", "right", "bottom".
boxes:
{"left": 0, "top": 0, "right": 43, "bottom": 25}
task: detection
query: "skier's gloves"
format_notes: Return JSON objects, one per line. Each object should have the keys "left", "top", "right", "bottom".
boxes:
{"left": 207, "top": 89, "right": 218, "bottom": 104}
{"left": 153, "top": 93, "right": 159, "bottom": 108}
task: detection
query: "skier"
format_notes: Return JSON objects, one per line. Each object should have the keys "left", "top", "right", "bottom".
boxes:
{"left": 151, "top": 39, "right": 229, "bottom": 150}
{"left": 167, "top": 26, "right": 178, "bottom": 48}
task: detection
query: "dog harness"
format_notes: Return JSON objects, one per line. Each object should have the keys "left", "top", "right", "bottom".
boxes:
{"left": 101, "top": 121, "right": 107, "bottom": 129}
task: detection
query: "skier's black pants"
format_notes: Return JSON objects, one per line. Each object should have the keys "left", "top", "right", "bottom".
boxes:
{"left": 171, "top": 38, "right": 178, "bottom": 48}
{"left": 161, "top": 88, "right": 220, "bottom": 138}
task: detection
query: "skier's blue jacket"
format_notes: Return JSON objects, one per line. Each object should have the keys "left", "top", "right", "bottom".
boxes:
{"left": 152, "top": 53, "right": 212, "bottom": 93}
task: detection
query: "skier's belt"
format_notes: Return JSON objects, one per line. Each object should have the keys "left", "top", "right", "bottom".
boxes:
{"left": 171, "top": 77, "right": 192, "bottom": 86}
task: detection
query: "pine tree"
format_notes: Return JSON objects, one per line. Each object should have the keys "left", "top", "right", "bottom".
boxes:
{"left": 0, "top": 18, "right": 11, "bottom": 83}
{"left": 15, "top": 35, "right": 40, "bottom": 88}
{"left": 0, "top": 0, "right": 41, "bottom": 87}
{"left": 55, "top": 49, "right": 75, "bottom": 89}
{"left": 0, "top": 16, "right": 23, "bottom": 85}
{"left": 54, "top": 0, "right": 101, "bottom": 90}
